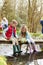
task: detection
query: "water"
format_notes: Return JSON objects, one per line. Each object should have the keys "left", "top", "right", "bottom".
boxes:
{"left": 0, "top": 35, "right": 43, "bottom": 65}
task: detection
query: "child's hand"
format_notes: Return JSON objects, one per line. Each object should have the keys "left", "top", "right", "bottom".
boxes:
{"left": 5, "top": 37, "right": 10, "bottom": 40}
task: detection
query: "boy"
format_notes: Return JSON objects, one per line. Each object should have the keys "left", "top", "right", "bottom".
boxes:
{"left": 4, "top": 20, "right": 21, "bottom": 56}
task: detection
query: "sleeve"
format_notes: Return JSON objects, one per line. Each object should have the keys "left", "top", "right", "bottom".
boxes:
{"left": 6, "top": 20, "right": 8, "bottom": 26}
{"left": 15, "top": 33, "right": 18, "bottom": 38}
{"left": 26, "top": 32, "right": 35, "bottom": 44}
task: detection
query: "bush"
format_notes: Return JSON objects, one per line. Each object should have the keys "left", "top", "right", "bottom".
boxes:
{"left": 0, "top": 56, "right": 7, "bottom": 65}
{"left": 30, "top": 33, "right": 41, "bottom": 37}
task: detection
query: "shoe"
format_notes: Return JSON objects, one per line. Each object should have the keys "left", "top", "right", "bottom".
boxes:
{"left": 12, "top": 53, "right": 16, "bottom": 57}
{"left": 33, "top": 50, "right": 37, "bottom": 54}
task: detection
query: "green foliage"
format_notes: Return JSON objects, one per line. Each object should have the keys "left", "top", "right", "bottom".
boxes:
{"left": 0, "top": 56, "right": 7, "bottom": 65}
{"left": 1, "top": 0, "right": 15, "bottom": 22}
{"left": 38, "top": 34, "right": 43, "bottom": 39}
{"left": 30, "top": 33, "right": 41, "bottom": 37}
{"left": 30, "top": 33, "right": 43, "bottom": 39}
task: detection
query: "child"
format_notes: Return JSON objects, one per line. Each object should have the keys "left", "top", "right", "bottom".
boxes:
{"left": 1, "top": 17, "right": 8, "bottom": 29}
{"left": 4, "top": 20, "right": 21, "bottom": 56}
{"left": 18, "top": 24, "right": 36, "bottom": 53}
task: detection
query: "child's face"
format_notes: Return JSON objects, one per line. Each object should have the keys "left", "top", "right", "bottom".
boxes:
{"left": 21, "top": 27, "right": 26, "bottom": 33}
{"left": 3, "top": 19, "right": 5, "bottom": 21}
{"left": 12, "top": 22, "right": 17, "bottom": 27}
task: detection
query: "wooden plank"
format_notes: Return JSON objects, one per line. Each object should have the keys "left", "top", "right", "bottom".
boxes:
{"left": 0, "top": 39, "right": 43, "bottom": 43}
{"left": 0, "top": 40, "right": 43, "bottom": 44}
{"left": 0, "top": 41, "right": 12, "bottom": 44}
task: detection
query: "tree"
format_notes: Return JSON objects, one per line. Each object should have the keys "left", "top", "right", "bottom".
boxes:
{"left": 15, "top": 0, "right": 28, "bottom": 25}
{"left": 1, "top": 0, "right": 15, "bottom": 22}
{"left": 28, "top": 0, "right": 42, "bottom": 32}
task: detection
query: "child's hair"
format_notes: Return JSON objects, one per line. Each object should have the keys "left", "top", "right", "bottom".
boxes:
{"left": 20, "top": 24, "right": 28, "bottom": 32}
{"left": 12, "top": 19, "right": 18, "bottom": 25}
{"left": 3, "top": 17, "right": 7, "bottom": 21}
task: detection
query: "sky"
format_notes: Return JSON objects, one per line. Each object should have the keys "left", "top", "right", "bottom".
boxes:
{"left": 0, "top": 0, "right": 4, "bottom": 7}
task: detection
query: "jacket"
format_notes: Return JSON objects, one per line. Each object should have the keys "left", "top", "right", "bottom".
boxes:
{"left": 5, "top": 25, "right": 16, "bottom": 39}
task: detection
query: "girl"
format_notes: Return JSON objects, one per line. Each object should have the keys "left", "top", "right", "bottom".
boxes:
{"left": 18, "top": 24, "right": 36, "bottom": 53}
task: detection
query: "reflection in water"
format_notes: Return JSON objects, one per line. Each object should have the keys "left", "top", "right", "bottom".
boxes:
{"left": 7, "top": 59, "right": 43, "bottom": 65}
